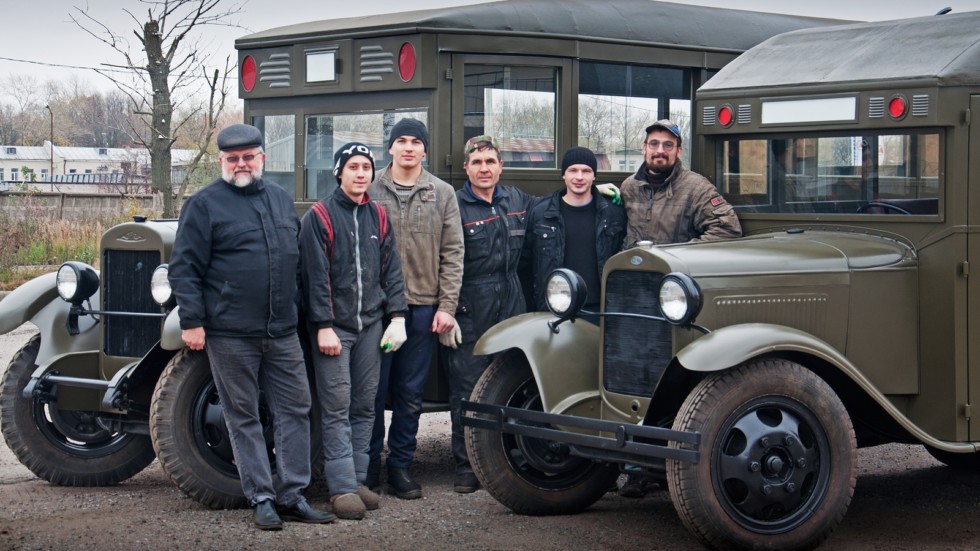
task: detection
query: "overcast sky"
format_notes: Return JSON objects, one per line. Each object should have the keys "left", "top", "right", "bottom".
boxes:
{"left": 1, "top": 0, "right": 976, "bottom": 103}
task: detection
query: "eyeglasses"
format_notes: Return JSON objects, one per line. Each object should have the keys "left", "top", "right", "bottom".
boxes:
{"left": 222, "top": 154, "right": 259, "bottom": 164}
{"left": 644, "top": 140, "right": 676, "bottom": 152}
{"left": 464, "top": 134, "right": 499, "bottom": 154}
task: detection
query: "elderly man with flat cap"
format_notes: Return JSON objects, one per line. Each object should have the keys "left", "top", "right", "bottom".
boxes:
{"left": 169, "top": 123, "right": 335, "bottom": 529}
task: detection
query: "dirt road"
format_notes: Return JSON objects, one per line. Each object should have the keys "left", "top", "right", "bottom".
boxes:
{"left": 2, "top": 324, "right": 980, "bottom": 550}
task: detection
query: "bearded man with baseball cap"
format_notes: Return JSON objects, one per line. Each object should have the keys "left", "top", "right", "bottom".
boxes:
{"left": 617, "top": 121, "right": 741, "bottom": 497}
{"left": 523, "top": 146, "right": 626, "bottom": 319}
{"left": 169, "top": 123, "right": 335, "bottom": 529}
{"left": 300, "top": 142, "right": 408, "bottom": 519}
{"left": 620, "top": 119, "right": 741, "bottom": 249}
{"left": 367, "top": 119, "right": 464, "bottom": 499}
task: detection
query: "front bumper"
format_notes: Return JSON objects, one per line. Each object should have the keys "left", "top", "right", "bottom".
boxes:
{"left": 461, "top": 399, "right": 700, "bottom": 467}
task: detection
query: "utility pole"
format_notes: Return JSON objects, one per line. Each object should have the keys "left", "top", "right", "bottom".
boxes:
{"left": 44, "top": 105, "right": 54, "bottom": 180}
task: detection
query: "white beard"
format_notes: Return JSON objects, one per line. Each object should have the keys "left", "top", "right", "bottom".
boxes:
{"left": 221, "top": 163, "right": 264, "bottom": 187}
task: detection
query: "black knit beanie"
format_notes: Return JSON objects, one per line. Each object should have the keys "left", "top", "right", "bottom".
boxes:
{"left": 387, "top": 118, "right": 429, "bottom": 153}
{"left": 561, "top": 146, "right": 598, "bottom": 175}
{"left": 333, "top": 142, "right": 376, "bottom": 184}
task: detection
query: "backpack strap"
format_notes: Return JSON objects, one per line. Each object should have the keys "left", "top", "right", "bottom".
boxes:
{"left": 310, "top": 200, "right": 334, "bottom": 260}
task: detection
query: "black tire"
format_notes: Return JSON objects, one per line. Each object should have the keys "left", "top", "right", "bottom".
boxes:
{"left": 464, "top": 351, "right": 619, "bottom": 515}
{"left": 150, "top": 348, "right": 264, "bottom": 509}
{"left": 150, "top": 348, "right": 323, "bottom": 509}
{"left": 666, "top": 359, "right": 856, "bottom": 551}
{"left": 0, "top": 334, "right": 155, "bottom": 486}
{"left": 925, "top": 446, "right": 980, "bottom": 470}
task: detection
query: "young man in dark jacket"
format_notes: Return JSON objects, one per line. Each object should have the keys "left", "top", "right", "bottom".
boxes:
{"left": 300, "top": 142, "right": 408, "bottom": 519}
{"left": 169, "top": 124, "right": 334, "bottom": 529}
{"left": 524, "top": 146, "right": 627, "bottom": 317}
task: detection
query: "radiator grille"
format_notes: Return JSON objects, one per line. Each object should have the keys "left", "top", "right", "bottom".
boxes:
{"left": 103, "top": 249, "right": 161, "bottom": 357}
{"left": 603, "top": 270, "right": 673, "bottom": 395}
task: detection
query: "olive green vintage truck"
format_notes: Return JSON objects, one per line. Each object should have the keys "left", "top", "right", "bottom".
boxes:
{"left": 461, "top": 10, "right": 980, "bottom": 551}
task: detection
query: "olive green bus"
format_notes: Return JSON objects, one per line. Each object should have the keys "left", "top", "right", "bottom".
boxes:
{"left": 234, "top": 0, "right": 839, "bottom": 203}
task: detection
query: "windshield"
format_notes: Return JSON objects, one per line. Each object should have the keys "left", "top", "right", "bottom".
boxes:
{"left": 717, "top": 131, "right": 940, "bottom": 215}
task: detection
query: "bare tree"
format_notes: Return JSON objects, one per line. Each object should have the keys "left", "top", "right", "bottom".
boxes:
{"left": 71, "top": 0, "right": 243, "bottom": 217}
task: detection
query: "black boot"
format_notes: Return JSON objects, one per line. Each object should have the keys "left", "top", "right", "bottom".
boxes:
{"left": 387, "top": 466, "right": 422, "bottom": 499}
{"left": 366, "top": 456, "right": 382, "bottom": 492}
{"left": 253, "top": 499, "right": 283, "bottom": 530}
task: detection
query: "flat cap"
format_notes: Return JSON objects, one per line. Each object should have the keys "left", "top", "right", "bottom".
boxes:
{"left": 217, "top": 123, "right": 263, "bottom": 151}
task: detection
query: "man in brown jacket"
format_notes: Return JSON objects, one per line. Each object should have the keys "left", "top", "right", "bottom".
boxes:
{"left": 620, "top": 119, "right": 741, "bottom": 248}
{"left": 367, "top": 118, "right": 465, "bottom": 499}
{"left": 618, "top": 119, "right": 741, "bottom": 497}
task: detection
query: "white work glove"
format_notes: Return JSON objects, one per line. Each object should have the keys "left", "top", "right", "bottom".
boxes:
{"left": 380, "top": 318, "right": 407, "bottom": 353}
{"left": 439, "top": 318, "right": 462, "bottom": 350}
{"left": 595, "top": 183, "right": 623, "bottom": 205}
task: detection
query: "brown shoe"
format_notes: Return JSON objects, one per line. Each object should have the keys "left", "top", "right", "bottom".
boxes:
{"left": 330, "top": 493, "right": 366, "bottom": 520}
{"left": 357, "top": 485, "right": 380, "bottom": 511}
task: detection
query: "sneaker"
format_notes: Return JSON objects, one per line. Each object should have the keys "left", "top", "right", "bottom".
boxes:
{"left": 387, "top": 467, "right": 422, "bottom": 500}
{"left": 357, "top": 485, "right": 380, "bottom": 511}
{"left": 619, "top": 472, "right": 654, "bottom": 498}
{"left": 453, "top": 471, "right": 480, "bottom": 494}
{"left": 330, "top": 493, "right": 367, "bottom": 520}
{"left": 253, "top": 499, "right": 283, "bottom": 530}
{"left": 277, "top": 499, "right": 336, "bottom": 524}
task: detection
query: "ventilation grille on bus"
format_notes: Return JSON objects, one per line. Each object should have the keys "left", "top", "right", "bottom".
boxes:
{"left": 359, "top": 45, "right": 395, "bottom": 83}
{"left": 911, "top": 95, "right": 929, "bottom": 117}
{"left": 702, "top": 106, "right": 717, "bottom": 126}
{"left": 868, "top": 97, "right": 885, "bottom": 118}
{"left": 258, "top": 53, "right": 291, "bottom": 88}
{"left": 737, "top": 104, "right": 752, "bottom": 124}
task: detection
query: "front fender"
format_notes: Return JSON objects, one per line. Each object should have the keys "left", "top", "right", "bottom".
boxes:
{"left": 0, "top": 272, "right": 100, "bottom": 364}
{"left": 677, "top": 323, "right": 848, "bottom": 372}
{"left": 677, "top": 323, "right": 978, "bottom": 454}
{"left": 161, "top": 307, "right": 183, "bottom": 350}
{"left": 474, "top": 312, "right": 600, "bottom": 416}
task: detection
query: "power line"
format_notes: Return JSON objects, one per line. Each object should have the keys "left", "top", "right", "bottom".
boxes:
{"left": 0, "top": 55, "right": 239, "bottom": 82}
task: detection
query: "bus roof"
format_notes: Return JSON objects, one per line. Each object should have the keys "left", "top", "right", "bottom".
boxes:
{"left": 236, "top": 0, "right": 843, "bottom": 54}
{"left": 700, "top": 11, "right": 980, "bottom": 93}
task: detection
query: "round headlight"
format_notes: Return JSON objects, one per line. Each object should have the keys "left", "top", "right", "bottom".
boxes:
{"left": 545, "top": 268, "right": 588, "bottom": 320}
{"left": 658, "top": 272, "right": 702, "bottom": 325}
{"left": 150, "top": 264, "right": 172, "bottom": 306}
{"left": 56, "top": 261, "right": 99, "bottom": 304}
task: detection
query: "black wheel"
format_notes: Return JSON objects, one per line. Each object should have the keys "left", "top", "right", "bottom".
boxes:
{"left": 464, "top": 351, "right": 619, "bottom": 515}
{"left": 925, "top": 446, "right": 980, "bottom": 470}
{"left": 150, "top": 348, "right": 322, "bottom": 509}
{"left": 0, "top": 334, "right": 155, "bottom": 486}
{"left": 150, "top": 348, "right": 270, "bottom": 509}
{"left": 856, "top": 202, "right": 912, "bottom": 215}
{"left": 666, "top": 359, "right": 856, "bottom": 551}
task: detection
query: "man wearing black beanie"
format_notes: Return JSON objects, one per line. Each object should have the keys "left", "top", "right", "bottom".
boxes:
{"left": 367, "top": 119, "right": 464, "bottom": 499}
{"left": 524, "top": 146, "right": 626, "bottom": 316}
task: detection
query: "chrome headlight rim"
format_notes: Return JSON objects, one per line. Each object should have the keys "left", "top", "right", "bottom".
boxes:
{"left": 545, "top": 268, "right": 588, "bottom": 320}
{"left": 658, "top": 272, "right": 702, "bottom": 326}
{"left": 56, "top": 261, "right": 99, "bottom": 305}
{"left": 150, "top": 264, "right": 174, "bottom": 307}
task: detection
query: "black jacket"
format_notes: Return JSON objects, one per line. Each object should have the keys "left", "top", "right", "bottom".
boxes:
{"left": 454, "top": 182, "right": 535, "bottom": 343}
{"left": 299, "top": 188, "right": 408, "bottom": 334}
{"left": 170, "top": 177, "right": 301, "bottom": 337}
{"left": 523, "top": 187, "right": 627, "bottom": 311}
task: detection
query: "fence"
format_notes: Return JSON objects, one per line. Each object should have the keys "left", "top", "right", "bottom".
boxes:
{"left": 0, "top": 192, "right": 162, "bottom": 221}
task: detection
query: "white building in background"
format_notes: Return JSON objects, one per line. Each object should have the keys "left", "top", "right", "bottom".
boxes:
{"left": 0, "top": 142, "right": 198, "bottom": 193}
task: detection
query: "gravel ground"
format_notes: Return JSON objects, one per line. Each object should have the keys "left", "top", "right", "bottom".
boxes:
{"left": 3, "top": 323, "right": 980, "bottom": 550}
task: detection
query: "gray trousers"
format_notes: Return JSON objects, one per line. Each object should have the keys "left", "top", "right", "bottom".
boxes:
{"left": 310, "top": 321, "right": 383, "bottom": 496}
{"left": 205, "top": 333, "right": 313, "bottom": 507}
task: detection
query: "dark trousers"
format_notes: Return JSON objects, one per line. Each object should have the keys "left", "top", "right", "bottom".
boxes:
{"left": 205, "top": 333, "right": 313, "bottom": 507}
{"left": 370, "top": 304, "right": 436, "bottom": 469}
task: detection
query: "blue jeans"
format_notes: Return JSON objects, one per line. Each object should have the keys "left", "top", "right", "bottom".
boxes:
{"left": 370, "top": 304, "right": 435, "bottom": 469}
{"left": 309, "top": 322, "right": 383, "bottom": 496}
{"left": 205, "top": 333, "right": 313, "bottom": 507}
